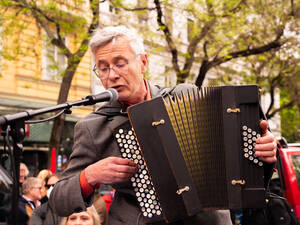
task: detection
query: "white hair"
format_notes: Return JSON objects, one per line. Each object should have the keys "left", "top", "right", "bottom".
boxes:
{"left": 20, "top": 162, "right": 29, "bottom": 176}
{"left": 22, "top": 177, "right": 41, "bottom": 195}
{"left": 89, "top": 25, "right": 145, "bottom": 61}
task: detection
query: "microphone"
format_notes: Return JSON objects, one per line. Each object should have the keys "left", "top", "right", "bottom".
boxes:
{"left": 0, "top": 88, "right": 119, "bottom": 127}
{"left": 83, "top": 88, "right": 118, "bottom": 106}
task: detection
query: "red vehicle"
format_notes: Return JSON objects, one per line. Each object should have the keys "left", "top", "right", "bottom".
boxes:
{"left": 278, "top": 139, "right": 300, "bottom": 221}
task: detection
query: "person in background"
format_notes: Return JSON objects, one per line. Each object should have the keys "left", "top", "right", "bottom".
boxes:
{"left": 93, "top": 191, "right": 108, "bottom": 225}
{"left": 19, "top": 162, "right": 29, "bottom": 185}
{"left": 50, "top": 26, "right": 277, "bottom": 225}
{"left": 60, "top": 205, "right": 100, "bottom": 225}
{"left": 30, "top": 173, "right": 62, "bottom": 225}
{"left": 8, "top": 177, "right": 42, "bottom": 225}
{"left": 36, "top": 169, "right": 52, "bottom": 204}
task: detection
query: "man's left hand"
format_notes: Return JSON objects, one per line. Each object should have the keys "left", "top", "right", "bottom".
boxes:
{"left": 254, "top": 120, "right": 277, "bottom": 163}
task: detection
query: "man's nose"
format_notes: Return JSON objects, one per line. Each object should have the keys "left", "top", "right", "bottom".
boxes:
{"left": 107, "top": 66, "right": 119, "bottom": 79}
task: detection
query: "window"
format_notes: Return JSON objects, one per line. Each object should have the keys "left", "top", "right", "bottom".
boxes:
{"left": 42, "top": 37, "right": 67, "bottom": 82}
{"left": 291, "top": 155, "right": 300, "bottom": 190}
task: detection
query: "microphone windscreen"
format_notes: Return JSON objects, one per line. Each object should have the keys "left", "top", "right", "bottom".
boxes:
{"left": 107, "top": 88, "right": 118, "bottom": 101}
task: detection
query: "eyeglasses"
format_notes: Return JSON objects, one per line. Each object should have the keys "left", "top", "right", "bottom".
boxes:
{"left": 93, "top": 54, "right": 140, "bottom": 79}
{"left": 45, "top": 184, "right": 55, "bottom": 189}
{"left": 32, "top": 187, "right": 42, "bottom": 190}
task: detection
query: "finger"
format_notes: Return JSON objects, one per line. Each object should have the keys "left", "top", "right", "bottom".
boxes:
{"left": 259, "top": 120, "right": 268, "bottom": 136}
{"left": 259, "top": 156, "right": 277, "bottom": 163}
{"left": 255, "top": 148, "right": 277, "bottom": 157}
{"left": 113, "top": 171, "right": 135, "bottom": 182}
{"left": 111, "top": 157, "right": 137, "bottom": 167}
{"left": 256, "top": 133, "right": 275, "bottom": 144}
{"left": 114, "top": 164, "right": 138, "bottom": 174}
{"left": 255, "top": 140, "right": 277, "bottom": 151}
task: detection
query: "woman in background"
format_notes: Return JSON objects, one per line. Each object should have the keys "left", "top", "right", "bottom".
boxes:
{"left": 60, "top": 205, "right": 100, "bottom": 225}
{"left": 36, "top": 169, "right": 52, "bottom": 203}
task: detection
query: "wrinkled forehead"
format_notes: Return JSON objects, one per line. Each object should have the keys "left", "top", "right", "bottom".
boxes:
{"left": 101, "top": 35, "right": 133, "bottom": 51}
{"left": 95, "top": 36, "right": 135, "bottom": 61}
{"left": 69, "top": 210, "right": 92, "bottom": 218}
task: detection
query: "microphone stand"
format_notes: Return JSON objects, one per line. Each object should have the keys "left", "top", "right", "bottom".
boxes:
{"left": 0, "top": 95, "right": 106, "bottom": 225}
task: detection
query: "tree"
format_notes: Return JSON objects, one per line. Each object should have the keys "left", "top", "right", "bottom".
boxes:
{"left": 0, "top": 0, "right": 100, "bottom": 165}
{"left": 212, "top": 31, "right": 300, "bottom": 140}
{"left": 111, "top": 0, "right": 299, "bottom": 138}
{"left": 112, "top": 0, "right": 297, "bottom": 85}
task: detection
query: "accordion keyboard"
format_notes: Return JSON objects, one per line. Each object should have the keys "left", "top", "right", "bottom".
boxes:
{"left": 114, "top": 124, "right": 163, "bottom": 222}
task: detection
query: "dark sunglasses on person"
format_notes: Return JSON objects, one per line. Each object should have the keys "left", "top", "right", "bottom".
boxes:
{"left": 45, "top": 184, "right": 55, "bottom": 189}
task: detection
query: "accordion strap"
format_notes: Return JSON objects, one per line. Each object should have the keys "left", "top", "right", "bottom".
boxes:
{"left": 93, "top": 106, "right": 127, "bottom": 117}
{"left": 93, "top": 86, "right": 175, "bottom": 117}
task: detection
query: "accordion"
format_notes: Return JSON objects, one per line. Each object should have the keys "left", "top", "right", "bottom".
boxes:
{"left": 113, "top": 85, "right": 266, "bottom": 223}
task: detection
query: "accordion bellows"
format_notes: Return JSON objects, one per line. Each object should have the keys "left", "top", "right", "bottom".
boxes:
{"left": 116, "top": 85, "right": 265, "bottom": 223}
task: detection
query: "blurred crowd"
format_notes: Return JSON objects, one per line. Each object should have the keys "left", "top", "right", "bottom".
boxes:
{"left": 1, "top": 162, "right": 113, "bottom": 225}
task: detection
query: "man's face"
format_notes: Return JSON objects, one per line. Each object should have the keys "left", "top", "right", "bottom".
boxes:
{"left": 28, "top": 182, "right": 42, "bottom": 201}
{"left": 19, "top": 164, "right": 27, "bottom": 184}
{"left": 94, "top": 36, "right": 147, "bottom": 104}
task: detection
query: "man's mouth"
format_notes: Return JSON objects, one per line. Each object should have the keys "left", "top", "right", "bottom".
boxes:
{"left": 112, "top": 85, "right": 122, "bottom": 91}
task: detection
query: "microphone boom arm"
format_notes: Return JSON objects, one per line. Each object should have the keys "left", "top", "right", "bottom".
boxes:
{"left": 0, "top": 88, "right": 118, "bottom": 225}
{"left": 0, "top": 88, "right": 118, "bottom": 127}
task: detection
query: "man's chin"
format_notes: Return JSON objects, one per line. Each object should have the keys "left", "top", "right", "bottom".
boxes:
{"left": 117, "top": 93, "right": 129, "bottom": 103}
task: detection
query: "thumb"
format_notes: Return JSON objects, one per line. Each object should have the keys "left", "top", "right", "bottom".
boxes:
{"left": 259, "top": 120, "right": 269, "bottom": 136}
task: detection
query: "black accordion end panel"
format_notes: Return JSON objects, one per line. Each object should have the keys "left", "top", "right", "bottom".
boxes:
{"left": 124, "top": 85, "right": 265, "bottom": 223}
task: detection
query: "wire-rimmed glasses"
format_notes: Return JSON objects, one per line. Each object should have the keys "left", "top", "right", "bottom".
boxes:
{"left": 93, "top": 54, "right": 140, "bottom": 79}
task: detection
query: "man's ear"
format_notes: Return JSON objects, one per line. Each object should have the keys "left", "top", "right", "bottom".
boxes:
{"left": 140, "top": 54, "right": 148, "bottom": 74}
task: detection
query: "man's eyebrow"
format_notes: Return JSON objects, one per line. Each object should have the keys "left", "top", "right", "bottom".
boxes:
{"left": 97, "top": 59, "right": 108, "bottom": 65}
{"left": 97, "top": 55, "right": 127, "bottom": 65}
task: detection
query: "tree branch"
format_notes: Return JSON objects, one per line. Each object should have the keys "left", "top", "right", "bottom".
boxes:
{"left": 216, "top": 28, "right": 285, "bottom": 66}
{"left": 182, "top": 18, "right": 216, "bottom": 78}
{"left": 266, "top": 74, "right": 282, "bottom": 116}
{"left": 73, "top": 0, "right": 99, "bottom": 60}
{"left": 153, "top": 0, "right": 180, "bottom": 73}
{"left": 267, "top": 101, "right": 295, "bottom": 119}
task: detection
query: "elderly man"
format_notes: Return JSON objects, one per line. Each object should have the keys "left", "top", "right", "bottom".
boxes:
{"left": 8, "top": 177, "right": 42, "bottom": 225}
{"left": 50, "top": 26, "right": 277, "bottom": 225}
{"left": 19, "top": 162, "right": 29, "bottom": 185}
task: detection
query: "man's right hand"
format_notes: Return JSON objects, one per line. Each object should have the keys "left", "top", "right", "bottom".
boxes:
{"left": 84, "top": 157, "right": 138, "bottom": 185}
